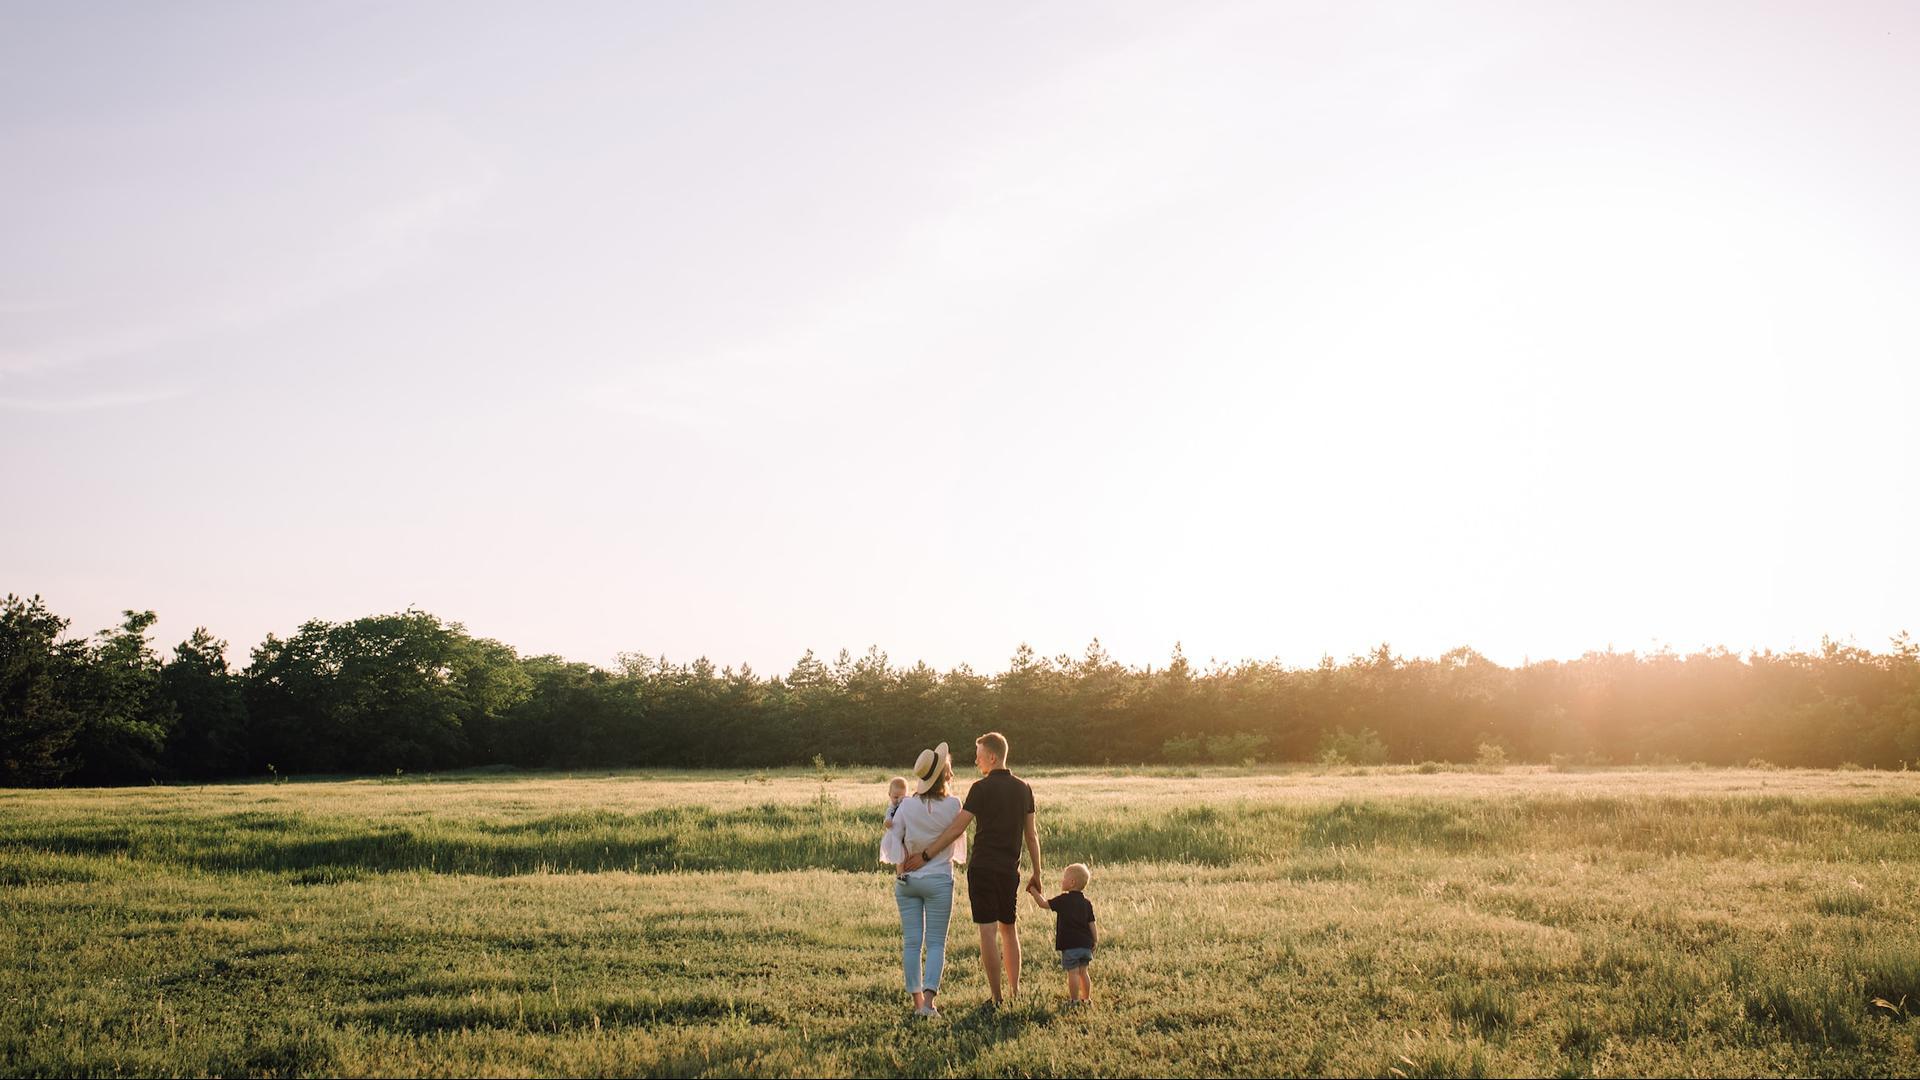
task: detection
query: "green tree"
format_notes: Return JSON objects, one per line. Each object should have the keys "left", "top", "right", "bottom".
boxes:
{"left": 160, "top": 628, "right": 249, "bottom": 779}
{"left": 499, "top": 655, "right": 624, "bottom": 767}
{"left": 244, "top": 610, "right": 526, "bottom": 774}
{"left": 67, "top": 610, "right": 177, "bottom": 785}
{"left": 0, "top": 594, "right": 85, "bottom": 785}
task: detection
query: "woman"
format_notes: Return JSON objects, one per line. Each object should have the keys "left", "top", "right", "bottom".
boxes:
{"left": 888, "top": 741, "right": 966, "bottom": 1018}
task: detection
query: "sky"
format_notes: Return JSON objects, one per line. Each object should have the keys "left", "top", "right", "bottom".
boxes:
{"left": 3, "top": 1, "right": 1917, "bottom": 675}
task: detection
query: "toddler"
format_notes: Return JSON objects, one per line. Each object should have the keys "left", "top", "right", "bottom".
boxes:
{"left": 1027, "top": 862, "right": 1096, "bottom": 1005}
{"left": 879, "top": 776, "right": 909, "bottom": 865}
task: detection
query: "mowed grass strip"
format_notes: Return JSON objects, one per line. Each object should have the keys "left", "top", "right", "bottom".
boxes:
{"left": 4, "top": 768, "right": 1920, "bottom": 1077}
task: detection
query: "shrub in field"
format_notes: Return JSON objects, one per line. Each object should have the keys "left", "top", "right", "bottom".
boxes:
{"left": 1318, "top": 726, "right": 1389, "bottom": 766}
{"left": 1205, "top": 732, "right": 1266, "bottom": 764}
{"left": 1475, "top": 742, "right": 1508, "bottom": 771}
{"left": 1162, "top": 735, "right": 1204, "bottom": 764}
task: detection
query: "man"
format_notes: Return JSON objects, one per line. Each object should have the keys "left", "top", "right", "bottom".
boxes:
{"left": 901, "top": 731, "right": 1041, "bottom": 1005}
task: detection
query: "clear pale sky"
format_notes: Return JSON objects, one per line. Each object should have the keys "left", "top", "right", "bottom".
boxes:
{"left": 4, "top": 1, "right": 1916, "bottom": 674}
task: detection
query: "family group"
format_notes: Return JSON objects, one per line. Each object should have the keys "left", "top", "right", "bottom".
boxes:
{"left": 878, "top": 732, "right": 1096, "bottom": 1019}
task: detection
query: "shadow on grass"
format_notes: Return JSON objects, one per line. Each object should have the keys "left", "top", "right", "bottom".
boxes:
{"left": 946, "top": 999, "right": 1048, "bottom": 1038}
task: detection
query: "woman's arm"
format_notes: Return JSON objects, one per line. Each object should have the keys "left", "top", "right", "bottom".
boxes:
{"left": 900, "top": 809, "right": 973, "bottom": 872}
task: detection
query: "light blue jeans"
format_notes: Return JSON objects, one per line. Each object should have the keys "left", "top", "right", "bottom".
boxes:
{"left": 894, "top": 872, "right": 953, "bottom": 994}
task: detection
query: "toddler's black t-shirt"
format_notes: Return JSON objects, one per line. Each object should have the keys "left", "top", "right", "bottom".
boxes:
{"left": 1048, "top": 890, "right": 1095, "bottom": 951}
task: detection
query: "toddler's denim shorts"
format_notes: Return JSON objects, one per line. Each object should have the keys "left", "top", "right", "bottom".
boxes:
{"left": 1058, "top": 947, "right": 1094, "bottom": 971}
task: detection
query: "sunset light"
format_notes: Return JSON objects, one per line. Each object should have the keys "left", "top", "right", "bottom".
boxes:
{"left": 6, "top": 6, "right": 1920, "bottom": 1077}
{"left": 5, "top": 5, "right": 1915, "bottom": 675}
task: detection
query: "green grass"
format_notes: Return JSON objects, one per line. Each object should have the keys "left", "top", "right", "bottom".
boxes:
{"left": 4, "top": 766, "right": 1920, "bottom": 1077}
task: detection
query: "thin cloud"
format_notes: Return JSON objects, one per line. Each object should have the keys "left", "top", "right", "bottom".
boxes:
{"left": 586, "top": 17, "right": 1252, "bottom": 431}
{"left": 0, "top": 387, "right": 185, "bottom": 413}
{"left": 0, "top": 298, "right": 73, "bottom": 316}
{"left": 0, "top": 155, "right": 497, "bottom": 378}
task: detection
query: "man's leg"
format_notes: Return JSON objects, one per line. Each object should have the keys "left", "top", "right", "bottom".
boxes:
{"left": 998, "top": 921, "right": 1021, "bottom": 1000}
{"left": 977, "top": 923, "right": 1003, "bottom": 1003}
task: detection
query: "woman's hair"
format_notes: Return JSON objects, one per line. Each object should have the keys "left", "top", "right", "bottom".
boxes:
{"left": 919, "top": 762, "right": 952, "bottom": 800}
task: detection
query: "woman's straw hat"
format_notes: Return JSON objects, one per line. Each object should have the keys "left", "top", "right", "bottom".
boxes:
{"left": 911, "top": 742, "right": 950, "bottom": 794}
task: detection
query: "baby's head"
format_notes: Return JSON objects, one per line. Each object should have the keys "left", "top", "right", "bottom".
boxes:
{"left": 887, "top": 776, "right": 908, "bottom": 802}
{"left": 1061, "top": 863, "right": 1090, "bottom": 892}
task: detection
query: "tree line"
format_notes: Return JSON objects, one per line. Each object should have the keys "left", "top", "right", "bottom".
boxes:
{"left": 4, "top": 592, "right": 1918, "bottom": 786}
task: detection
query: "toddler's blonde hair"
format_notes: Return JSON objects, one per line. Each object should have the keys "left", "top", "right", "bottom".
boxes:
{"left": 887, "top": 776, "right": 908, "bottom": 795}
{"left": 1063, "top": 863, "right": 1090, "bottom": 890}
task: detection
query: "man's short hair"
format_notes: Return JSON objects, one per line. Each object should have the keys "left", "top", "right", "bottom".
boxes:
{"left": 976, "top": 731, "right": 1009, "bottom": 764}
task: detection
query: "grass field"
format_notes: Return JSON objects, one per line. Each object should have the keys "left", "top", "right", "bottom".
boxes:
{"left": 5, "top": 764, "right": 1920, "bottom": 1078}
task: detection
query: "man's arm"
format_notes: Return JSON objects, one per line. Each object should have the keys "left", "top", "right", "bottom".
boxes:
{"left": 900, "top": 809, "right": 973, "bottom": 872}
{"left": 1022, "top": 811, "right": 1042, "bottom": 892}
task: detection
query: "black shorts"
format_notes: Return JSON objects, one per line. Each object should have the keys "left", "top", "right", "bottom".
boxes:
{"left": 968, "top": 865, "right": 1020, "bottom": 924}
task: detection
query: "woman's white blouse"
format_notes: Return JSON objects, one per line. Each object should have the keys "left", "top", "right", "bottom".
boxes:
{"left": 892, "top": 794, "right": 967, "bottom": 877}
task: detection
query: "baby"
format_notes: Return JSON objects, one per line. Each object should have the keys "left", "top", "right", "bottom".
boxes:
{"left": 1027, "top": 862, "right": 1097, "bottom": 1005}
{"left": 879, "top": 776, "right": 909, "bottom": 866}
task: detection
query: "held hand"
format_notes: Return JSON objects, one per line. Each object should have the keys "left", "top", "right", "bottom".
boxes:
{"left": 901, "top": 851, "right": 925, "bottom": 872}
{"left": 1027, "top": 873, "right": 1043, "bottom": 895}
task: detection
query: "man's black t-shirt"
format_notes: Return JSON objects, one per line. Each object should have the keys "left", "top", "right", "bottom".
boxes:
{"left": 1048, "top": 891, "right": 1095, "bottom": 951}
{"left": 961, "top": 768, "right": 1034, "bottom": 873}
